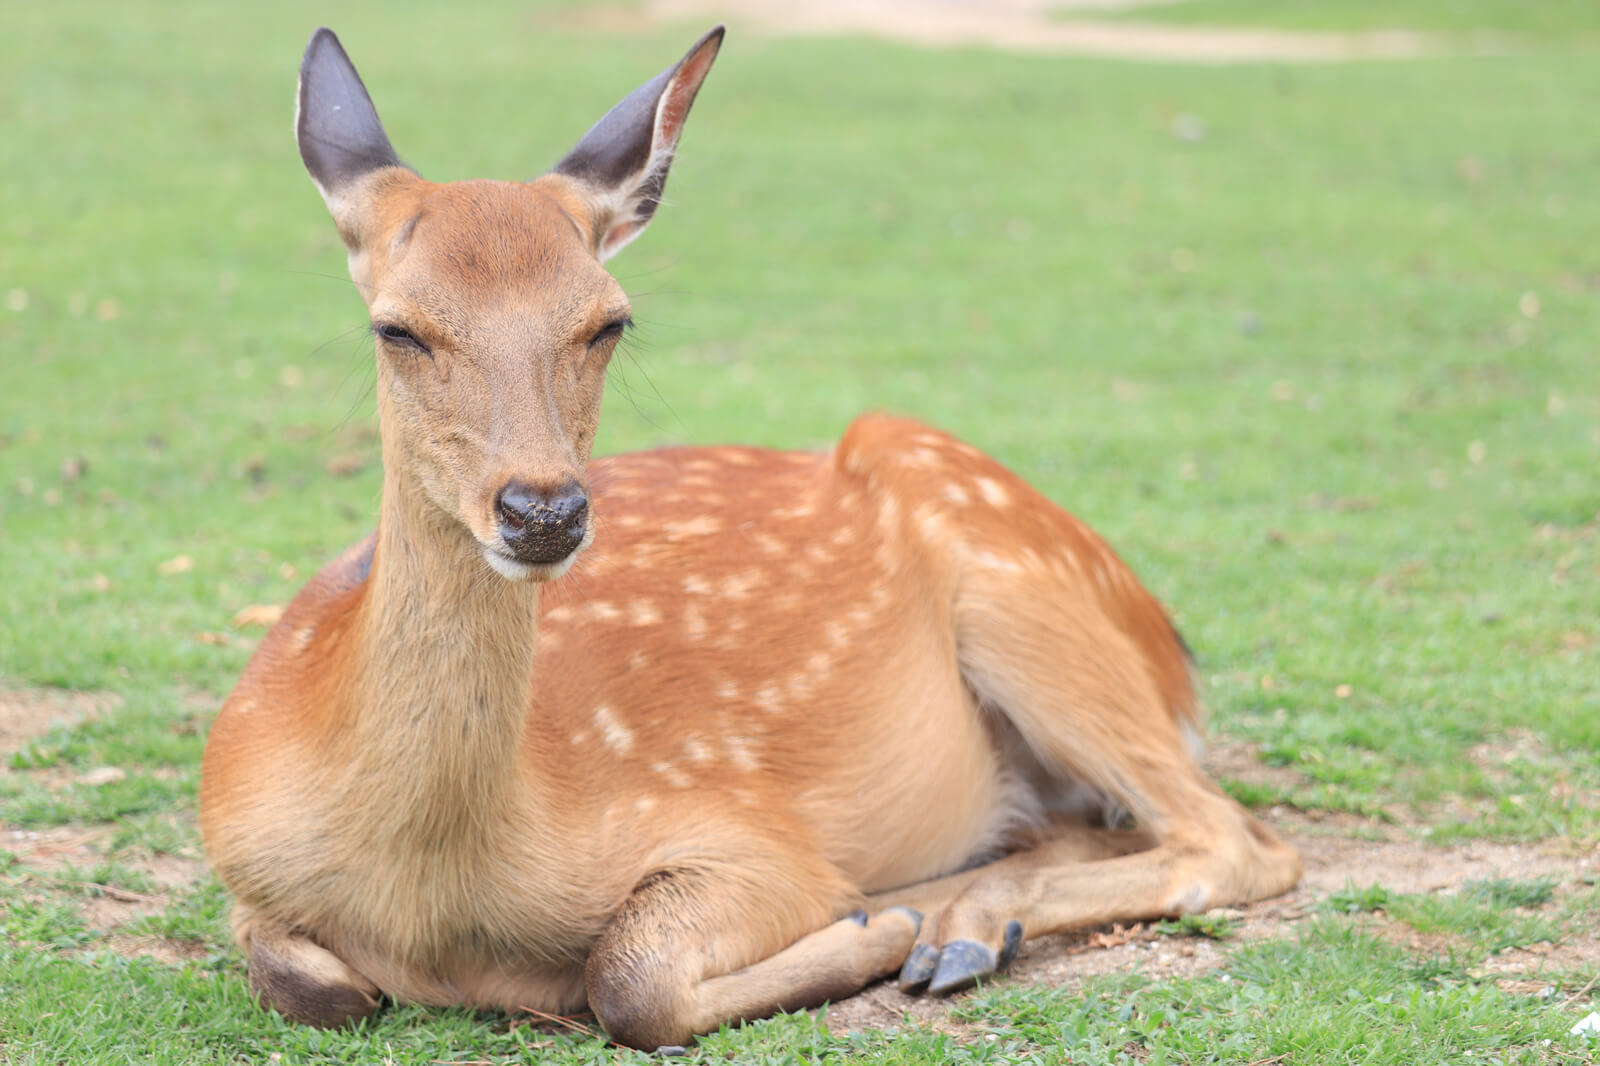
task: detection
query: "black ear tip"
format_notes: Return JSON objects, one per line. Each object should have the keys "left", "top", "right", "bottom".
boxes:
{"left": 304, "top": 27, "right": 345, "bottom": 67}
{"left": 697, "top": 24, "right": 726, "bottom": 52}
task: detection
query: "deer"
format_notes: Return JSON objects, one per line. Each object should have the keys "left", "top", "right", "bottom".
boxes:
{"left": 198, "top": 25, "right": 1302, "bottom": 1051}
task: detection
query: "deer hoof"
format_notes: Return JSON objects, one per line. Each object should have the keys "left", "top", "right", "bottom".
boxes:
{"left": 997, "top": 920, "right": 1024, "bottom": 969}
{"left": 897, "top": 943, "right": 941, "bottom": 992}
{"left": 926, "top": 939, "right": 998, "bottom": 995}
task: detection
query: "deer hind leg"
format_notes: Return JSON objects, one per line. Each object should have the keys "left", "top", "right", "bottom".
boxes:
{"left": 234, "top": 904, "right": 382, "bottom": 1027}
{"left": 584, "top": 851, "right": 922, "bottom": 1050}
{"left": 889, "top": 552, "right": 1301, "bottom": 994}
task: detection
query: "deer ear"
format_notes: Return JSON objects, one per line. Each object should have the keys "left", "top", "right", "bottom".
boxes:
{"left": 553, "top": 26, "right": 724, "bottom": 261}
{"left": 296, "top": 28, "right": 410, "bottom": 224}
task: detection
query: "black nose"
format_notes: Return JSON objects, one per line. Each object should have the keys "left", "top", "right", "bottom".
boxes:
{"left": 495, "top": 479, "right": 588, "bottom": 564}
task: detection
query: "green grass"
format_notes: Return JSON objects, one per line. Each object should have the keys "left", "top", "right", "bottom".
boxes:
{"left": 3, "top": 0, "right": 1599, "bottom": 1062}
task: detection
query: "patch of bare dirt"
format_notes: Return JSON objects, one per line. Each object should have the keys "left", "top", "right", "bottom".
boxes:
{"left": 1476, "top": 938, "right": 1600, "bottom": 985}
{"left": 0, "top": 686, "right": 120, "bottom": 754}
{"left": 102, "top": 933, "right": 212, "bottom": 964}
{"left": 4, "top": 821, "right": 209, "bottom": 950}
{"left": 817, "top": 814, "right": 1600, "bottom": 1035}
{"left": 560, "top": 0, "right": 1448, "bottom": 64}
{"left": 1203, "top": 739, "right": 1315, "bottom": 796}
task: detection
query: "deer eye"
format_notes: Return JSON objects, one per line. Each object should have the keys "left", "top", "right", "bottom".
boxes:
{"left": 589, "top": 316, "right": 633, "bottom": 348}
{"left": 373, "top": 322, "right": 429, "bottom": 354}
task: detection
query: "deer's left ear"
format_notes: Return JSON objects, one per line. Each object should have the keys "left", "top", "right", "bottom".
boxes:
{"left": 552, "top": 26, "right": 724, "bottom": 261}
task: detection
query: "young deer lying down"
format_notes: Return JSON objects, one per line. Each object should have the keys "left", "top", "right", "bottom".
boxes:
{"left": 199, "top": 26, "right": 1301, "bottom": 1050}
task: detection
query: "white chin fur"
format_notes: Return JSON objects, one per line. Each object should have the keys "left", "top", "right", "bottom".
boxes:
{"left": 481, "top": 547, "right": 578, "bottom": 583}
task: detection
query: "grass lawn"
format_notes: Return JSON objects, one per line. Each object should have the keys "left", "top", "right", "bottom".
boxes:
{"left": 2, "top": 1, "right": 1598, "bottom": 1062}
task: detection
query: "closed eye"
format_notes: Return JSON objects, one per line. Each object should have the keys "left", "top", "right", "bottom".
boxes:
{"left": 372, "top": 321, "right": 429, "bottom": 354}
{"left": 589, "top": 316, "right": 633, "bottom": 348}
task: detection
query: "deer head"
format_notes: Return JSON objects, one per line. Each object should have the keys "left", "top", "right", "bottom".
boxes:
{"left": 296, "top": 27, "right": 723, "bottom": 581}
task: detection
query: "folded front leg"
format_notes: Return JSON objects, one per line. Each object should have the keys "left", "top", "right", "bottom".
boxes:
{"left": 585, "top": 859, "right": 921, "bottom": 1050}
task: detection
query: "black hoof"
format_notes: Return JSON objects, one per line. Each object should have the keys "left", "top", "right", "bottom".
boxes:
{"left": 897, "top": 942, "right": 941, "bottom": 993}
{"left": 846, "top": 908, "right": 869, "bottom": 927}
{"left": 927, "top": 939, "right": 997, "bottom": 995}
{"left": 997, "top": 919, "right": 1024, "bottom": 970}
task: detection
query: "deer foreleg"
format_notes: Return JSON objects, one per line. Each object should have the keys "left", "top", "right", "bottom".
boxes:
{"left": 585, "top": 864, "right": 921, "bottom": 1050}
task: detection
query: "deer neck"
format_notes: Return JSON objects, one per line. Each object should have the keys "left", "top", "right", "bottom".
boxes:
{"left": 344, "top": 464, "right": 539, "bottom": 838}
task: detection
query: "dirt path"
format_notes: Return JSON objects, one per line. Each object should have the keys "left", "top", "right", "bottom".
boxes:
{"left": 565, "top": 0, "right": 1443, "bottom": 63}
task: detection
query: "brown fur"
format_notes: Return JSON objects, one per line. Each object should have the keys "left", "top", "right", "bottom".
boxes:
{"left": 199, "top": 28, "right": 1300, "bottom": 1050}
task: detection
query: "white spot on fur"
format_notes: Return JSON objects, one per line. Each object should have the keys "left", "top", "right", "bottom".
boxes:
{"left": 720, "top": 569, "right": 763, "bottom": 600}
{"left": 634, "top": 796, "right": 657, "bottom": 814}
{"left": 975, "top": 476, "right": 1010, "bottom": 508}
{"left": 628, "top": 650, "right": 650, "bottom": 671}
{"left": 586, "top": 601, "right": 623, "bottom": 623}
{"left": 682, "top": 574, "right": 713, "bottom": 596}
{"left": 804, "top": 543, "right": 834, "bottom": 566}
{"left": 570, "top": 730, "right": 588, "bottom": 746}
{"left": 663, "top": 516, "right": 722, "bottom": 539}
{"left": 942, "top": 482, "right": 971, "bottom": 507}
{"left": 752, "top": 532, "right": 785, "bottom": 555}
{"left": 824, "top": 621, "right": 850, "bottom": 649}
{"left": 593, "top": 705, "right": 634, "bottom": 755}
{"left": 617, "top": 514, "right": 645, "bottom": 528}
{"left": 972, "top": 549, "right": 1024, "bottom": 574}
{"left": 785, "top": 672, "right": 814, "bottom": 701}
{"left": 917, "top": 507, "right": 953, "bottom": 544}
{"left": 546, "top": 605, "right": 577, "bottom": 623}
{"left": 683, "top": 738, "right": 714, "bottom": 765}
{"left": 651, "top": 760, "right": 691, "bottom": 788}
{"left": 876, "top": 494, "right": 901, "bottom": 534}
{"left": 628, "top": 600, "right": 662, "bottom": 626}
{"left": 724, "top": 736, "right": 760, "bottom": 772}
{"left": 754, "top": 683, "right": 784, "bottom": 713}
{"left": 292, "top": 625, "right": 316, "bottom": 651}
{"left": 684, "top": 603, "right": 708, "bottom": 641}
{"left": 716, "top": 678, "right": 740, "bottom": 702}
{"left": 805, "top": 652, "right": 832, "bottom": 677}
{"left": 829, "top": 525, "right": 857, "bottom": 547}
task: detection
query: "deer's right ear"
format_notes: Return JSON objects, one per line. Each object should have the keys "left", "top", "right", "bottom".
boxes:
{"left": 296, "top": 28, "right": 410, "bottom": 232}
